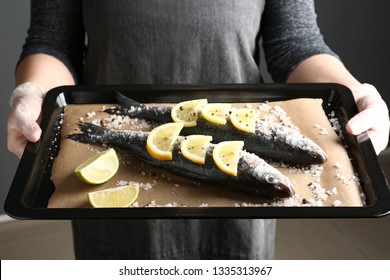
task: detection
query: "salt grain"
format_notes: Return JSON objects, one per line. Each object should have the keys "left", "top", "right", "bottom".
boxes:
{"left": 165, "top": 202, "right": 178, "bottom": 207}
{"left": 258, "top": 103, "right": 270, "bottom": 111}
{"left": 117, "top": 180, "right": 128, "bottom": 186}
{"left": 116, "top": 180, "right": 153, "bottom": 191}
{"left": 319, "top": 128, "right": 329, "bottom": 135}
{"left": 141, "top": 183, "right": 153, "bottom": 191}
{"left": 86, "top": 111, "right": 96, "bottom": 118}
{"left": 147, "top": 200, "right": 157, "bottom": 207}
{"left": 333, "top": 200, "right": 342, "bottom": 207}
{"left": 326, "top": 187, "right": 338, "bottom": 196}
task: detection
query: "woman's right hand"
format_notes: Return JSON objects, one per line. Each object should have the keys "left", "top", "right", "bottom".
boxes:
{"left": 7, "top": 82, "right": 45, "bottom": 158}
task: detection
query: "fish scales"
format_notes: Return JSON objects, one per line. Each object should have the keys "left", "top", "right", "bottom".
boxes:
{"left": 67, "top": 123, "right": 294, "bottom": 199}
{"left": 105, "top": 94, "right": 328, "bottom": 165}
{"left": 183, "top": 117, "right": 326, "bottom": 166}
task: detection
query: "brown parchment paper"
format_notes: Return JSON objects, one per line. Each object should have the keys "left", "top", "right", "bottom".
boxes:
{"left": 49, "top": 98, "right": 364, "bottom": 208}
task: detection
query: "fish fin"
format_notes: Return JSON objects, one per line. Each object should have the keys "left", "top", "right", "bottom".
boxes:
{"left": 114, "top": 91, "right": 142, "bottom": 107}
{"left": 66, "top": 123, "right": 107, "bottom": 144}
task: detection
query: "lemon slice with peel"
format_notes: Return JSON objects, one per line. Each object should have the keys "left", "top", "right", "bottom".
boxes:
{"left": 212, "top": 141, "right": 244, "bottom": 176}
{"left": 180, "top": 135, "right": 213, "bottom": 164}
{"left": 230, "top": 108, "right": 260, "bottom": 133}
{"left": 88, "top": 183, "right": 140, "bottom": 208}
{"left": 171, "top": 99, "right": 208, "bottom": 127}
{"left": 75, "top": 148, "right": 119, "bottom": 185}
{"left": 146, "top": 122, "right": 184, "bottom": 160}
{"left": 201, "top": 103, "right": 231, "bottom": 125}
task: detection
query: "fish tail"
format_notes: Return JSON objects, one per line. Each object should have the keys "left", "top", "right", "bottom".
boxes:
{"left": 114, "top": 91, "right": 142, "bottom": 107}
{"left": 66, "top": 123, "right": 108, "bottom": 144}
{"left": 104, "top": 92, "right": 143, "bottom": 114}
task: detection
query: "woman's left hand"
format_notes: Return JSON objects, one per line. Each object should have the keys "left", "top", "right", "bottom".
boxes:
{"left": 346, "top": 83, "right": 390, "bottom": 154}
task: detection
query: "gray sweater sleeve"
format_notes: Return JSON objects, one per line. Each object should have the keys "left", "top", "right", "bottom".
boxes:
{"left": 18, "top": 0, "right": 85, "bottom": 82}
{"left": 261, "top": 0, "right": 338, "bottom": 82}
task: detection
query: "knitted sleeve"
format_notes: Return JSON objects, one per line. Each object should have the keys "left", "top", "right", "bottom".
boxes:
{"left": 18, "top": 0, "right": 85, "bottom": 82}
{"left": 261, "top": 0, "right": 338, "bottom": 82}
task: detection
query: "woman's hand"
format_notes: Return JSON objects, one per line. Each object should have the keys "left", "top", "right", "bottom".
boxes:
{"left": 347, "top": 83, "right": 390, "bottom": 154}
{"left": 7, "top": 82, "right": 45, "bottom": 158}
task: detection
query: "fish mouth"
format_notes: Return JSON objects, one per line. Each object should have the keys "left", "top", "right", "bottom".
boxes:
{"left": 310, "top": 146, "right": 328, "bottom": 164}
{"left": 274, "top": 179, "right": 295, "bottom": 198}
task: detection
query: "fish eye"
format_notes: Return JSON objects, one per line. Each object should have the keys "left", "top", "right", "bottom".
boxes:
{"left": 265, "top": 173, "right": 278, "bottom": 185}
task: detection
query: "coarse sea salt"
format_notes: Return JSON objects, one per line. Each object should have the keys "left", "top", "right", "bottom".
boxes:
{"left": 86, "top": 111, "right": 96, "bottom": 118}
{"left": 145, "top": 201, "right": 183, "bottom": 207}
{"left": 332, "top": 200, "right": 342, "bottom": 207}
{"left": 326, "top": 187, "right": 338, "bottom": 196}
{"left": 116, "top": 180, "right": 153, "bottom": 191}
{"left": 258, "top": 102, "right": 270, "bottom": 111}
{"left": 319, "top": 127, "right": 329, "bottom": 135}
{"left": 273, "top": 106, "right": 300, "bottom": 131}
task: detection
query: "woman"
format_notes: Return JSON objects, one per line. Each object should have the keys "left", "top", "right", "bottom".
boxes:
{"left": 7, "top": 0, "right": 389, "bottom": 259}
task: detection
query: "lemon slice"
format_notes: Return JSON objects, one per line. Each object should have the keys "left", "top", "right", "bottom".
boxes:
{"left": 201, "top": 103, "right": 231, "bottom": 125}
{"left": 171, "top": 99, "right": 208, "bottom": 127}
{"left": 180, "top": 135, "right": 213, "bottom": 164}
{"left": 146, "top": 122, "right": 184, "bottom": 160}
{"left": 75, "top": 148, "right": 119, "bottom": 184}
{"left": 88, "top": 183, "right": 140, "bottom": 208}
{"left": 230, "top": 108, "right": 260, "bottom": 133}
{"left": 212, "top": 141, "right": 244, "bottom": 176}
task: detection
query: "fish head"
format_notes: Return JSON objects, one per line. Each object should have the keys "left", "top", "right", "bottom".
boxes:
{"left": 248, "top": 160, "right": 295, "bottom": 199}
{"left": 260, "top": 171, "right": 295, "bottom": 198}
{"left": 295, "top": 137, "right": 328, "bottom": 164}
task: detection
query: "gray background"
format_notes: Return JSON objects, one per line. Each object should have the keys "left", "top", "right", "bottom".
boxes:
{"left": 1, "top": 1, "right": 389, "bottom": 214}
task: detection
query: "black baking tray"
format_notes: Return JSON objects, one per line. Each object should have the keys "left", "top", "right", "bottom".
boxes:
{"left": 5, "top": 84, "right": 390, "bottom": 219}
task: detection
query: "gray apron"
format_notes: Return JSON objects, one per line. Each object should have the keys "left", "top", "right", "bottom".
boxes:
{"left": 73, "top": 0, "right": 273, "bottom": 260}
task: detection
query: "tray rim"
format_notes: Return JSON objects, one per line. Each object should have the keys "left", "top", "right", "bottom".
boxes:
{"left": 5, "top": 83, "right": 390, "bottom": 219}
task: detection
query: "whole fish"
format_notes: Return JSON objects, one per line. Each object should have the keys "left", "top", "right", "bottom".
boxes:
{"left": 67, "top": 123, "right": 295, "bottom": 199}
{"left": 105, "top": 92, "right": 328, "bottom": 166}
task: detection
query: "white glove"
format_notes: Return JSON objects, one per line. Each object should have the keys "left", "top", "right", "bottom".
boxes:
{"left": 346, "top": 83, "right": 390, "bottom": 154}
{"left": 7, "top": 82, "right": 45, "bottom": 158}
